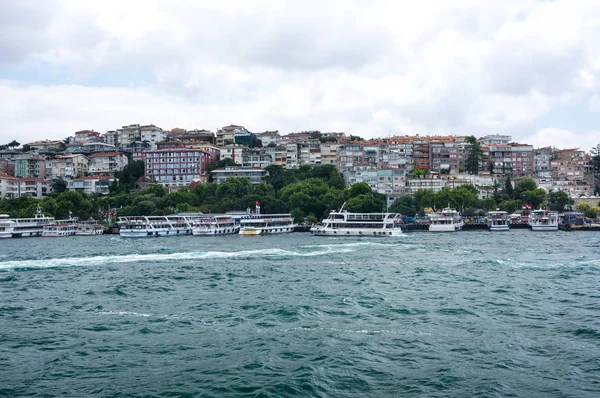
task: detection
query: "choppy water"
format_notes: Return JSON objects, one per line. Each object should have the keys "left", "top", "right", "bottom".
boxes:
{"left": 1, "top": 231, "right": 600, "bottom": 397}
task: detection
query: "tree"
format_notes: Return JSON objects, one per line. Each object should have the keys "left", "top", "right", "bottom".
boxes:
{"left": 504, "top": 176, "right": 514, "bottom": 199}
{"left": 515, "top": 178, "right": 537, "bottom": 197}
{"left": 590, "top": 143, "right": 600, "bottom": 176}
{"left": 52, "top": 178, "right": 67, "bottom": 193}
{"left": 548, "top": 190, "right": 573, "bottom": 211}
{"left": 349, "top": 182, "right": 372, "bottom": 197}
{"left": 584, "top": 207, "right": 598, "bottom": 220}
{"left": 21, "top": 144, "right": 32, "bottom": 152}
{"left": 577, "top": 202, "right": 591, "bottom": 213}
{"left": 7, "top": 140, "right": 20, "bottom": 149}
{"left": 389, "top": 195, "right": 417, "bottom": 216}
{"left": 464, "top": 136, "right": 483, "bottom": 174}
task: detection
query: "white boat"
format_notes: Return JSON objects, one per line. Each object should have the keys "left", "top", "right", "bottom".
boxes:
{"left": 310, "top": 204, "right": 402, "bottom": 237}
{"left": 0, "top": 206, "right": 54, "bottom": 238}
{"left": 192, "top": 215, "right": 239, "bottom": 235}
{"left": 428, "top": 208, "right": 464, "bottom": 232}
{"left": 42, "top": 217, "right": 78, "bottom": 237}
{"left": 118, "top": 215, "right": 193, "bottom": 238}
{"left": 76, "top": 220, "right": 104, "bottom": 235}
{"left": 238, "top": 202, "right": 296, "bottom": 236}
{"left": 529, "top": 209, "right": 558, "bottom": 231}
{"left": 488, "top": 211, "right": 510, "bottom": 232}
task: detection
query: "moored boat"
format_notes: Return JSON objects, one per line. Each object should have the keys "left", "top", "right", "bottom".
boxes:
{"left": 529, "top": 209, "right": 558, "bottom": 231}
{"left": 310, "top": 203, "right": 402, "bottom": 236}
{"left": 76, "top": 220, "right": 104, "bottom": 235}
{"left": 488, "top": 211, "right": 510, "bottom": 232}
{"left": 42, "top": 217, "right": 78, "bottom": 237}
{"left": 192, "top": 215, "right": 239, "bottom": 235}
{"left": 118, "top": 215, "right": 193, "bottom": 238}
{"left": 238, "top": 202, "right": 296, "bottom": 236}
{"left": 0, "top": 206, "right": 54, "bottom": 238}
{"left": 428, "top": 208, "right": 464, "bottom": 232}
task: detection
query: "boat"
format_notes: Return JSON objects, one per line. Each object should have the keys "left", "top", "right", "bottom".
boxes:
{"left": 428, "top": 208, "right": 464, "bottom": 232}
{"left": 487, "top": 211, "right": 510, "bottom": 232}
{"left": 42, "top": 217, "right": 78, "bottom": 237}
{"left": 239, "top": 202, "right": 296, "bottom": 235}
{"left": 76, "top": 220, "right": 104, "bottom": 235}
{"left": 529, "top": 209, "right": 558, "bottom": 231}
{"left": 0, "top": 206, "right": 54, "bottom": 238}
{"left": 310, "top": 203, "right": 403, "bottom": 236}
{"left": 192, "top": 215, "right": 239, "bottom": 235}
{"left": 118, "top": 215, "right": 193, "bottom": 238}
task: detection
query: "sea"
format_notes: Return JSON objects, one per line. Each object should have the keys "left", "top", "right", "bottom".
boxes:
{"left": 1, "top": 230, "right": 599, "bottom": 397}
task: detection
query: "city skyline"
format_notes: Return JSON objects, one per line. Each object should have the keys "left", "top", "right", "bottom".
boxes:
{"left": 1, "top": 0, "right": 599, "bottom": 151}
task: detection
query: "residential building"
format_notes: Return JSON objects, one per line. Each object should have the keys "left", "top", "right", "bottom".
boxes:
{"left": 258, "top": 131, "right": 281, "bottom": 146}
{"left": 103, "top": 130, "right": 118, "bottom": 147}
{"left": 140, "top": 125, "right": 166, "bottom": 150}
{"left": 298, "top": 142, "right": 321, "bottom": 166}
{"left": 242, "top": 149, "right": 274, "bottom": 169}
{"left": 73, "top": 130, "right": 101, "bottom": 144}
{"left": 509, "top": 144, "right": 534, "bottom": 177}
{"left": 336, "top": 143, "right": 364, "bottom": 172}
{"left": 14, "top": 153, "right": 47, "bottom": 179}
{"left": 0, "top": 174, "right": 50, "bottom": 199}
{"left": 27, "top": 140, "right": 63, "bottom": 151}
{"left": 534, "top": 147, "right": 552, "bottom": 177}
{"left": 412, "top": 138, "right": 430, "bottom": 170}
{"left": 88, "top": 152, "right": 129, "bottom": 175}
{"left": 216, "top": 125, "right": 249, "bottom": 146}
{"left": 219, "top": 144, "right": 246, "bottom": 164}
{"left": 429, "top": 140, "right": 459, "bottom": 173}
{"left": 320, "top": 143, "right": 339, "bottom": 166}
{"left": 479, "top": 134, "right": 512, "bottom": 146}
{"left": 46, "top": 154, "right": 89, "bottom": 179}
{"left": 143, "top": 148, "right": 212, "bottom": 189}
{"left": 342, "top": 164, "right": 378, "bottom": 189}
{"left": 211, "top": 167, "right": 266, "bottom": 185}
{"left": 0, "top": 159, "right": 14, "bottom": 175}
{"left": 68, "top": 175, "right": 116, "bottom": 195}
{"left": 117, "top": 124, "right": 142, "bottom": 148}
{"left": 285, "top": 143, "right": 300, "bottom": 169}
{"left": 376, "top": 168, "right": 408, "bottom": 196}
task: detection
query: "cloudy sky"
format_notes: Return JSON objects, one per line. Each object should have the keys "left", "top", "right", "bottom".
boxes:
{"left": 1, "top": 0, "right": 599, "bottom": 150}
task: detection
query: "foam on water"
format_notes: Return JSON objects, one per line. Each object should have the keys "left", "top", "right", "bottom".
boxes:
{"left": 0, "top": 246, "right": 355, "bottom": 271}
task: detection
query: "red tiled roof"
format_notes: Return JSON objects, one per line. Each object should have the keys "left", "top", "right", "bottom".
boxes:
{"left": 88, "top": 152, "right": 123, "bottom": 157}
{"left": 73, "top": 175, "right": 115, "bottom": 181}
{"left": 0, "top": 173, "right": 17, "bottom": 179}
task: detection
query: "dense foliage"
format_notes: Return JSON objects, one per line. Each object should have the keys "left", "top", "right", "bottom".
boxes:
{"left": 0, "top": 165, "right": 386, "bottom": 223}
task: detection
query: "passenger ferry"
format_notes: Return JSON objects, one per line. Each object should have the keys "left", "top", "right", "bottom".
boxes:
{"left": 76, "top": 220, "right": 104, "bottom": 235}
{"left": 42, "top": 216, "right": 78, "bottom": 237}
{"left": 487, "top": 210, "right": 510, "bottom": 232}
{"left": 0, "top": 206, "right": 54, "bottom": 238}
{"left": 428, "top": 208, "right": 464, "bottom": 232}
{"left": 529, "top": 209, "right": 559, "bottom": 231}
{"left": 192, "top": 215, "right": 239, "bottom": 235}
{"left": 239, "top": 203, "right": 296, "bottom": 235}
{"left": 310, "top": 204, "right": 403, "bottom": 236}
{"left": 118, "top": 215, "right": 193, "bottom": 238}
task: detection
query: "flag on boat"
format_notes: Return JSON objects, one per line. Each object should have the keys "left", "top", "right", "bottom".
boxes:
{"left": 256, "top": 201, "right": 260, "bottom": 206}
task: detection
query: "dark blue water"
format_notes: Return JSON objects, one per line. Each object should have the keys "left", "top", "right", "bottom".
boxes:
{"left": 1, "top": 231, "right": 600, "bottom": 397}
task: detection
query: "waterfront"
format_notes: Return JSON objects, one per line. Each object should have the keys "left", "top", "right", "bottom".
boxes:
{"left": 1, "top": 231, "right": 600, "bottom": 397}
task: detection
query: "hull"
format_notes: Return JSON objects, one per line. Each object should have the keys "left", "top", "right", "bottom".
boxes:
{"left": 192, "top": 226, "right": 239, "bottom": 235}
{"left": 530, "top": 225, "right": 558, "bottom": 231}
{"left": 120, "top": 228, "right": 192, "bottom": 238}
{"left": 10, "top": 227, "right": 44, "bottom": 238}
{"left": 429, "top": 222, "right": 464, "bottom": 232}
{"left": 76, "top": 229, "right": 104, "bottom": 236}
{"left": 489, "top": 224, "right": 510, "bottom": 232}
{"left": 311, "top": 227, "right": 402, "bottom": 236}
{"left": 239, "top": 226, "right": 295, "bottom": 235}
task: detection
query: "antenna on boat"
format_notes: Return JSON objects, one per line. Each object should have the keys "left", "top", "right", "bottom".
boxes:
{"left": 339, "top": 202, "right": 347, "bottom": 212}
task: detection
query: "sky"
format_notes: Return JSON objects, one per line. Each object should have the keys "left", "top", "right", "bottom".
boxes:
{"left": 0, "top": 0, "right": 599, "bottom": 151}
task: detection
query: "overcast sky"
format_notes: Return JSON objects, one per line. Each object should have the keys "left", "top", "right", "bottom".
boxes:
{"left": 1, "top": 0, "right": 599, "bottom": 150}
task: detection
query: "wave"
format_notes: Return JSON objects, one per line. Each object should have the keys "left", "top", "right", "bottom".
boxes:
{"left": 0, "top": 246, "right": 354, "bottom": 271}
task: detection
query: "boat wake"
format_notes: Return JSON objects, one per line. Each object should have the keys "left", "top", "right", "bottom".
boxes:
{"left": 0, "top": 246, "right": 354, "bottom": 271}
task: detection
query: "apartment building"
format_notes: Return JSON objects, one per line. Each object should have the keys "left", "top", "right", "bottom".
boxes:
{"left": 376, "top": 168, "right": 408, "bottom": 196}
{"left": 216, "top": 125, "right": 249, "bottom": 146}
{"left": 88, "top": 152, "right": 129, "bottom": 175}
{"left": 143, "top": 148, "right": 211, "bottom": 189}
{"left": 320, "top": 143, "right": 339, "bottom": 166}
{"left": 46, "top": 154, "right": 89, "bottom": 179}
{"left": 140, "top": 125, "right": 166, "bottom": 150}
{"left": 0, "top": 173, "right": 50, "bottom": 199}
{"left": 429, "top": 140, "right": 460, "bottom": 173}
{"left": 242, "top": 149, "right": 274, "bottom": 169}
{"left": 258, "top": 131, "right": 281, "bottom": 146}
{"left": 211, "top": 167, "right": 266, "bottom": 185}
{"left": 14, "top": 153, "right": 47, "bottom": 179}
{"left": 534, "top": 147, "right": 552, "bottom": 177}
{"left": 67, "top": 175, "right": 116, "bottom": 195}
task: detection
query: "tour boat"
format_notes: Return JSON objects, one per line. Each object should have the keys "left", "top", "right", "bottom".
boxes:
{"left": 42, "top": 217, "right": 78, "bottom": 237}
{"left": 310, "top": 204, "right": 403, "bottom": 237}
{"left": 76, "top": 220, "right": 104, "bottom": 235}
{"left": 528, "top": 209, "right": 558, "bottom": 231}
{"left": 0, "top": 206, "right": 54, "bottom": 238}
{"left": 428, "top": 208, "right": 464, "bottom": 232}
{"left": 238, "top": 202, "right": 296, "bottom": 236}
{"left": 487, "top": 211, "right": 510, "bottom": 232}
{"left": 192, "top": 215, "right": 239, "bottom": 235}
{"left": 118, "top": 215, "right": 193, "bottom": 238}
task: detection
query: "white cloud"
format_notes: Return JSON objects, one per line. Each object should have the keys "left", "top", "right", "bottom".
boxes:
{"left": 524, "top": 128, "right": 599, "bottom": 152}
{"left": 1, "top": 0, "right": 600, "bottom": 151}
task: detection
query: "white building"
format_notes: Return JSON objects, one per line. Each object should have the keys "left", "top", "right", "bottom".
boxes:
{"left": 67, "top": 175, "right": 116, "bottom": 195}
{"left": 88, "top": 152, "right": 129, "bottom": 175}
{"left": 140, "top": 125, "right": 166, "bottom": 150}
{"left": 0, "top": 173, "right": 50, "bottom": 199}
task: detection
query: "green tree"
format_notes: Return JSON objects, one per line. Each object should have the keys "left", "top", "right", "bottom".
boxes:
{"left": 349, "top": 182, "right": 372, "bottom": 197}
{"left": 389, "top": 195, "right": 417, "bottom": 216}
{"left": 504, "top": 176, "right": 514, "bottom": 199}
{"left": 548, "top": 190, "right": 573, "bottom": 211}
{"left": 52, "top": 178, "right": 67, "bottom": 193}
{"left": 464, "top": 136, "right": 483, "bottom": 174}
